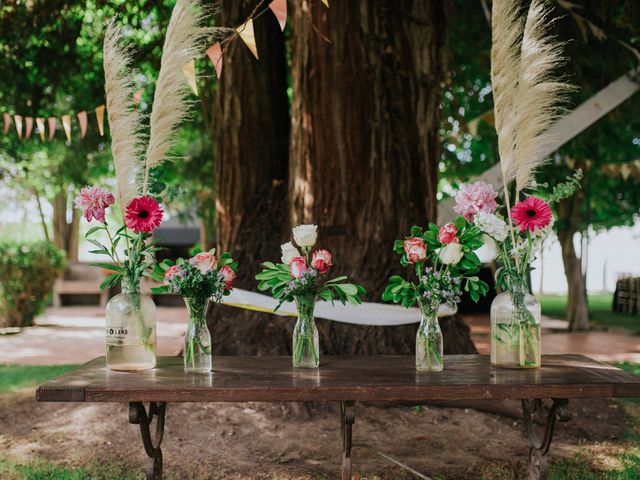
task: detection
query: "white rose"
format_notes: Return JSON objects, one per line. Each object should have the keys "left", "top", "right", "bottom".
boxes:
{"left": 280, "top": 242, "right": 301, "bottom": 265}
{"left": 438, "top": 243, "right": 464, "bottom": 265}
{"left": 292, "top": 224, "right": 318, "bottom": 247}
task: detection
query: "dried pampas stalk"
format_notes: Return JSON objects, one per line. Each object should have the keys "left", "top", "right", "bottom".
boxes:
{"left": 512, "top": 0, "right": 573, "bottom": 195}
{"left": 143, "top": 0, "right": 214, "bottom": 195}
{"left": 103, "top": 19, "right": 146, "bottom": 208}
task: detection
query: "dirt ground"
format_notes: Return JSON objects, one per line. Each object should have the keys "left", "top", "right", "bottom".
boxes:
{"left": 1, "top": 389, "right": 638, "bottom": 479}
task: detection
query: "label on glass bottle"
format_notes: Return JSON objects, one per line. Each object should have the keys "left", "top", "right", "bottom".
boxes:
{"left": 106, "top": 326, "right": 134, "bottom": 346}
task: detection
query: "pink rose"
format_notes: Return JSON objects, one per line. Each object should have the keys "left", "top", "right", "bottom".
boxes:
{"left": 311, "top": 249, "right": 333, "bottom": 274}
{"left": 163, "top": 265, "right": 181, "bottom": 284}
{"left": 190, "top": 252, "right": 218, "bottom": 274}
{"left": 403, "top": 237, "right": 427, "bottom": 264}
{"left": 438, "top": 223, "right": 459, "bottom": 244}
{"left": 454, "top": 181, "right": 498, "bottom": 221}
{"left": 290, "top": 256, "right": 308, "bottom": 278}
{"left": 219, "top": 265, "right": 236, "bottom": 291}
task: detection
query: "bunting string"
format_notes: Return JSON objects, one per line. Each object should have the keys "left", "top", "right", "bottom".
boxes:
{"left": 1, "top": 0, "right": 326, "bottom": 144}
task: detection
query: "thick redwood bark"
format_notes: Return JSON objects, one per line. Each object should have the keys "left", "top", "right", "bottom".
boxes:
{"left": 213, "top": 0, "right": 290, "bottom": 286}
{"left": 557, "top": 191, "right": 589, "bottom": 331}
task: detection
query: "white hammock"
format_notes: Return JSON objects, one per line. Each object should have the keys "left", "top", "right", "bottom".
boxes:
{"left": 222, "top": 288, "right": 457, "bottom": 326}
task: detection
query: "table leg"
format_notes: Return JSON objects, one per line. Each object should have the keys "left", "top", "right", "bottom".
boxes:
{"left": 341, "top": 400, "right": 356, "bottom": 480}
{"left": 129, "top": 402, "right": 166, "bottom": 480}
{"left": 521, "top": 398, "right": 569, "bottom": 480}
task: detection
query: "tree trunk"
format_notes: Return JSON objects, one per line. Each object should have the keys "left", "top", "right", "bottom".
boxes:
{"left": 213, "top": 0, "right": 290, "bottom": 283}
{"left": 557, "top": 190, "right": 589, "bottom": 331}
{"left": 52, "top": 191, "right": 79, "bottom": 261}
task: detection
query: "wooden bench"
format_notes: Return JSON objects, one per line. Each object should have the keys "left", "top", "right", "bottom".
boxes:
{"left": 53, "top": 263, "right": 109, "bottom": 307}
{"left": 36, "top": 354, "right": 640, "bottom": 480}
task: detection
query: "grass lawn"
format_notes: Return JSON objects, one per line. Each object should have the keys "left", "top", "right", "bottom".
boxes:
{"left": 0, "top": 364, "right": 77, "bottom": 393}
{"left": 539, "top": 293, "right": 640, "bottom": 332}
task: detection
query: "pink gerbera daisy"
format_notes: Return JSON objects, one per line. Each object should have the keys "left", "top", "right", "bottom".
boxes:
{"left": 74, "top": 186, "right": 115, "bottom": 223}
{"left": 124, "top": 196, "right": 163, "bottom": 233}
{"left": 511, "top": 196, "right": 553, "bottom": 232}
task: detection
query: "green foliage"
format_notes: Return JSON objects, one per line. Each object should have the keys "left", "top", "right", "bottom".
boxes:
{"left": 0, "top": 241, "right": 66, "bottom": 327}
{"left": 0, "top": 364, "right": 76, "bottom": 393}
{"left": 256, "top": 262, "right": 365, "bottom": 311}
{"left": 545, "top": 169, "right": 584, "bottom": 203}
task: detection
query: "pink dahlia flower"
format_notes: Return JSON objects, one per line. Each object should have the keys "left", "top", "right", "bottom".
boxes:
{"left": 403, "top": 237, "right": 427, "bottom": 264}
{"left": 124, "top": 196, "right": 163, "bottom": 233}
{"left": 220, "top": 265, "right": 236, "bottom": 291}
{"left": 438, "top": 223, "right": 459, "bottom": 244}
{"left": 311, "top": 249, "right": 333, "bottom": 274}
{"left": 454, "top": 181, "right": 498, "bottom": 221}
{"left": 74, "top": 186, "right": 115, "bottom": 223}
{"left": 511, "top": 196, "right": 553, "bottom": 232}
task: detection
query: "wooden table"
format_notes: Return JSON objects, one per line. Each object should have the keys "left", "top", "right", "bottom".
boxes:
{"left": 36, "top": 354, "right": 640, "bottom": 480}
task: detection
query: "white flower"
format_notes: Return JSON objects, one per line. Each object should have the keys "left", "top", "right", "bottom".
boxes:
{"left": 292, "top": 224, "right": 318, "bottom": 247}
{"left": 531, "top": 216, "right": 555, "bottom": 240}
{"left": 280, "top": 242, "right": 301, "bottom": 265}
{"left": 474, "top": 212, "right": 509, "bottom": 242}
{"left": 438, "top": 243, "right": 464, "bottom": 265}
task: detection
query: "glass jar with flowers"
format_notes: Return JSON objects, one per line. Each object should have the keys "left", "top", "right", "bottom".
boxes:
{"left": 152, "top": 249, "right": 237, "bottom": 373}
{"left": 455, "top": 173, "right": 582, "bottom": 369}
{"left": 382, "top": 219, "right": 489, "bottom": 372}
{"left": 256, "top": 224, "right": 366, "bottom": 368}
{"left": 75, "top": 188, "right": 164, "bottom": 371}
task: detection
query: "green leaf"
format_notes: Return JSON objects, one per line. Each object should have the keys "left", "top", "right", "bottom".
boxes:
{"left": 85, "top": 226, "right": 103, "bottom": 237}
{"left": 99, "top": 273, "right": 120, "bottom": 291}
{"left": 90, "top": 262, "right": 123, "bottom": 273}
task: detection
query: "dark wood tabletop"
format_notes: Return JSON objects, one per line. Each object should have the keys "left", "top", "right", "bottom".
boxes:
{"left": 36, "top": 354, "right": 640, "bottom": 403}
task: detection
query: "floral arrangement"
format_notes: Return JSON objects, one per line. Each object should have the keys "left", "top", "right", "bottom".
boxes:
{"left": 382, "top": 219, "right": 489, "bottom": 312}
{"left": 256, "top": 224, "right": 365, "bottom": 368}
{"left": 75, "top": 186, "right": 164, "bottom": 294}
{"left": 152, "top": 249, "right": 237, "bottom": 300}
{"left": 256, "top": 225, "right": 365, "bottom": 309}
{"left": 152, "top": 249, "right": 237, "bottom": 373}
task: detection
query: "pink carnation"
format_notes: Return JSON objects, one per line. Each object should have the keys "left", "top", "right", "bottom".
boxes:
{"left": 74, "top": 186, "right": 115, "bottom": 223}
{"left": 219, "top": 265, "right": 236, "bottom": 291}
{"left": 311, "top": 249, "right": 333, "bottom": 274}
{"left": 454, "top": 181, "right": 498, "bottom": 221}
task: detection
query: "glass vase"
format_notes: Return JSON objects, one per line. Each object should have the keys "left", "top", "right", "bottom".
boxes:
{"left": 183, "top": 297, "right": 212, "bottom": 374}
{"left": 105, "top": 280, "right": 156, "bottom": 371}
{"left": 415, "top": 300, "right": 444, "bottom": 372}
{"left": 292, "top": 294, "right": 319, "bottom": 368}
{"left": 491, "top": 278, "right": 541, "bottom": 369}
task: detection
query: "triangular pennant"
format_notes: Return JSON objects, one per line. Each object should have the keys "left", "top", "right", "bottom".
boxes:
{"left": 133, "top": 88, "right": 144, "bottom": 108}
{"left": 77, "top": 111, "right": 88, "bottom": 139}
{"left": 321, "top": 0, "right": 329, "bottom": 6}
{"left": 14, "top": 115, "right": 23, "bottom": 139}
{"left": 47, "top": 117, "right": 57, "bottom": 140}
{"left": 3, "top": 113, "right": 11, "bottom": 134}
{"left": 269, "top": 0, "right": 287, "bottom": 31}
{"left": 206, "top": 43, "right": 223, "bottom": 79}
{"left": 236, "top": 19, "right": 259, "bottom": 60}
{"left": 95, "top": 105, "right": 105, "bottom": 136}
{"left": 61, "top": 115, "right": 72, "bottom": 142}
{"left": 36, "top": 117, "right": 45, "bottom": 141}
{"left": 182, "top": 59, "right": 198, "bottom": 96}
{"left": 25, "top": 117, "right": 33, "bottom": 140}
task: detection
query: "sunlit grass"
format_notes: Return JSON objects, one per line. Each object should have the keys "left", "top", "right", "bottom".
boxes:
{"left": 0, "top": 364, "right": 77, "bottom": 393}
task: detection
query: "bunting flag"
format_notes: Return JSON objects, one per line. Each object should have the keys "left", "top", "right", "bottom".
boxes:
{"left": 133, "top": 88, "right": 144, "bottom": 108}
{"left": 269, "top": 0, "right": 287, "bottom": 31}
{"left": 48, "top": 117, "right": 57, "bottom": 141}
{"left": 95, "top": 105, "right": 105, "bottom": 136}
{"left": 14, "top": 115, "right": 23, "bottom": 139}
{"left": 3, "top": 113, "right": 11, "bottom": 134}
{"left": 77, "top": 111, "right": 88, "bottom": 139}
{"left": 321, "top": 0, "right": 329, "bottom": 7}
{"left": 206, "top": 43, "right": 223, "bottom": 79}
{"left": 61, "top": 115, "right": 72, "bottom": 142}
{"left": 36, "top": 117, "right": 45, "bottom": 141}
{"left": 24, "top": 117, "right": 34, "bottom": 140}
{"left": 236, "top": 19, "right": 259, "bottom": 60}
{"left": 182, "top": 59, "right": 198, "bottom": 96}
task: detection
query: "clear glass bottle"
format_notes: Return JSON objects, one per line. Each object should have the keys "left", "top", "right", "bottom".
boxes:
{"left": 105, "top": 279, "right": 156, "bottom": 371}
{"left": 292, "top": 294, "right": 319, "bottom": 368}
{"left": 491, "top": 278, "right": 541, "bottom": 369}
{"left": 183, "top": 297, "right": 212, "bottom": 374}
{"left": 415, "top": 299, "right": 444, "bottom": 372}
